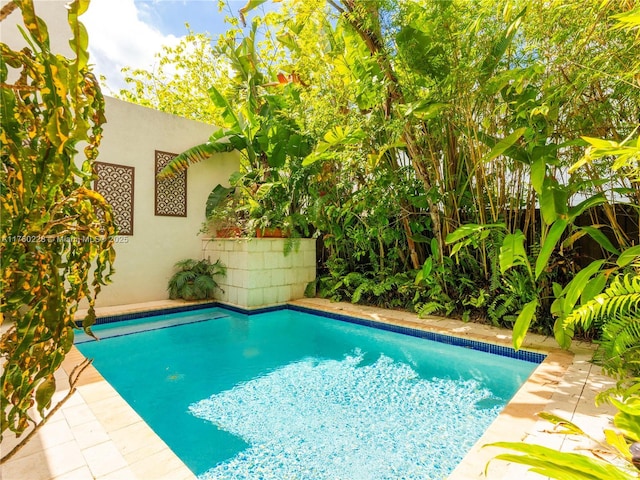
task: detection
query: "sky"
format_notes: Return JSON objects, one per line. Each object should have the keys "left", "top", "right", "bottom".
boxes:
{"left": 81, "top": 0, "right": 263, "bottom": 93}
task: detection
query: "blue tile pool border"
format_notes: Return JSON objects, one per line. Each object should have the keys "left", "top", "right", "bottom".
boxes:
{"left": 81, "top": 302, "right": 545, "bottom": 364}
{"left": 78, "top": 302, "right": 284, "bottom": 327}
{"left": 287, "top": 304, "right": 546, "bottom": 364}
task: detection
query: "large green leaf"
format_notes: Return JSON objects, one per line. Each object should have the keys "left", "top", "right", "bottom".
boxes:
{"left": 472, "top": 128, "right": 529, "bottom": 164}
{"left": 35, "top": 375, "right": 56, "bottom": 417}
{"left": 512, "top": 299, "right": 538, "bottom": 350}
{"left": 205, "top": 184, "right": 234, "bottom": 218}
{"left": 568, "top": 192, "right": 607, "bottom": 221}
{"left": 445, "top": 223, "right": 485, "bottom": 244}
{"left": 580, "top": 273, "right": 608, "bottom": 305}
{"left": 67, "top": 0, "right": 89, "bottom": 73}
{"left": 553, "top": 317, "right": 574, "bottom": 349}
{"left": 579, "top": 226, "right": 620, "bottom": 255}
{"left": 535, "top": 219, "right": 568, "bottom": 280}
{"left": 482, "top": 127, "right": 527, "bottom": 163}
{"left": 158, "top": 137, "right": 237, "bottom": 179}
{"left": 540, "top": 179, "right": 569, "bottom": 225}
{"left": 563, "top": 260, "right": 605, "bottom": 313}
{"left": 499, "top": 230, "right": 532, "bottom": 277}
{"left": 486, "top": 442, "right": 634, "bottom": 480}
{"left": 618, "top": 245, "right": 640, "bottom": 267}
{"left": 21, "top": 0, "right": 50, "bottom": 47}
{"left": 613, "top": 408, "right": 640, "bottom": 442}
{"left": 530, "top": 156, "right": 546, "bottom": 195}
{"left": 537, "top": 412, "right": 586, "bottom": 436}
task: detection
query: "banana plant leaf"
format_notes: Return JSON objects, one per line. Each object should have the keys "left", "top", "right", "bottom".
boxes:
{"left": 486, "top": 442, "right": 636, "bottom": 480}
{"left": 157, "top": 132, "right": 241, "bottom": 179}
{"left": 205, "top": 184, "right": 234, "bottom": 218}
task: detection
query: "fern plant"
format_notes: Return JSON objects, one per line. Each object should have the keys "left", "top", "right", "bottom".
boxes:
{"left": 488, "top": 270, "right": 538, "bottom": 328}
{"left": 565, "top": 273, "right": 640, "bottom": 379}
{"left": 168, "top": 258, "right": 226, "bottom": 300}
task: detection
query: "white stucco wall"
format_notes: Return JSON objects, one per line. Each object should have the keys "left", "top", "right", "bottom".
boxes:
{"left": 94, "top": 97, "right": 238, "bottom": 307}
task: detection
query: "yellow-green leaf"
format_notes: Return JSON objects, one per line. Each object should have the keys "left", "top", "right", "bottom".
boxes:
{"left": 513, "top": 299, "right": 538, "bottom": 351}
{"left": 35, "top": 376, "right": 56, "bottom": 416}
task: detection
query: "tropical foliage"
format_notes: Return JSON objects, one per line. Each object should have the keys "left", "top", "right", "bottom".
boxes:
{"left": 168, "top": 258, "right": 226, "bottom": 300}
{"left": 118, "top": 0, "right": 639, "bottom": 350}
{"left": 484, "top": 5, "right": 640, "bottom": 477}
{"left": 155, "top": 19, "right": 316, "bottom": 238}
{"left": 0, "top": 0, "right": 115, "bottom": 460}
{"left": 486, "top": 403, "right": 640, "bottom": 479}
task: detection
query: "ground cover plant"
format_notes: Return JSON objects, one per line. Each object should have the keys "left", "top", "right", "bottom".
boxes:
{"left": 168, "top": 258, "right": 226, "bottom": 300}
{"left": 0, "top": 0, "right": 116, "bottom": 461}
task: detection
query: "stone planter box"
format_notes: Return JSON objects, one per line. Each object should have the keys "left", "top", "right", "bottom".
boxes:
{"left": 202, "top": 237, "right": 316, "bottom": 308}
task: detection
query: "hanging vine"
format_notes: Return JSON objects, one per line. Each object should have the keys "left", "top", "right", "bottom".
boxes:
{"left": 1, "top": 0, "right": 116, "bottom": 459}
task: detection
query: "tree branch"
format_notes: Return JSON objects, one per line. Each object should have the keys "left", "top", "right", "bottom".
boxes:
{"left": 0, "top": 358, "right": 93, "bottom": 464}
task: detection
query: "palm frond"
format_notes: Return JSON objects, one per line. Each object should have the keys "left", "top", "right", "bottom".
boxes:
{"left": 174, "top": 259, "right": 198, "bottom": 271}
{"left": 565, "top": 274, "right": 640, "bottom": 378}
{"left": 157, "top": 130, "right": 241, "bottom": 179}
{"left": 193, "top": 275, "right": 217, "bottom": 299}
{"left": 167, "top": 258, "right": 226, "bottom": 300}
{"left": 565, "top": 274, "right": 640, "bottom": 330}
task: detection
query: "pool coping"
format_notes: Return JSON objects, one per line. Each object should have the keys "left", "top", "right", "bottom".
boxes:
{"left": 1, "top": 298, "right": 616, "bottom": 480}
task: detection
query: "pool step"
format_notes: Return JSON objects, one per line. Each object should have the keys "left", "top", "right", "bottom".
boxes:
{"left": 75, "top": 313, "right": 230, "bottom": 343}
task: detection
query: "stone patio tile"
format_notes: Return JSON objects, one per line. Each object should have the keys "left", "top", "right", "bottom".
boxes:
{"left": 72, "top": 419, "right": 111, "bottom": 449}
{"left": 128, "top": 450, "right": 196, "bottom": 480}
{"left": 110, "top": 421, "right": 169, "bottom": 461}
{"left": 82, "top": 441, "right": 129, "bottom": 478}
{"left": 2, "top": 440, "right": 86, "bottom": 480}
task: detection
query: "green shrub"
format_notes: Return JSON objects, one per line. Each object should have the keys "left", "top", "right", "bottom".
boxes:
{"left": 168, "top": 259, "right": 226, "bottom": 300}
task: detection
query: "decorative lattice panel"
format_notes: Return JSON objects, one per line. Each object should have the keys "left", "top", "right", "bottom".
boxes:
{"left": 155, "top": 150, "right": 187, "bottom": 217}
{"left": 94, "top": 162, "right": 135, "bottom": 235}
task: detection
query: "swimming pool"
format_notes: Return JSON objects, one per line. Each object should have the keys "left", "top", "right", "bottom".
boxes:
{"left": 76, "top": 305, "right": 542, "bottom": 479}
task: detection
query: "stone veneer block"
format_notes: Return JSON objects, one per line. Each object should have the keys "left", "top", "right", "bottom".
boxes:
{"left": 291, "top": 284, "right": 306, "bottom": 299}
{"left": 303, "top": 249, "right": 315, "bottom": 267}
{"left": 255, "top": 240, "right": 272, "bottom": 252}
{"left": 271, "top": 269, "right": 286, "bottom": 286}
{"left": 263, "top": 286, "right": 278, "bottom": 305}
{"left": 247, "top": 288, "right": 264, "bottom": 306}
{"left": 276, "top": 286, "right": 291, "bottom": 303}
{"left": 227, "top": 286, "right": 237, "bottom": 305}
{"left": 203, "top": 238, "right": 316, "bottom": 308}
{"left": 216, "top": 251, "right": 229, "bottom": 268}
{"left": 263, "top": 251, "right": 280, "bottom": 269}
{"left": 278, "top": 254, "right": 294, "bottom": 269}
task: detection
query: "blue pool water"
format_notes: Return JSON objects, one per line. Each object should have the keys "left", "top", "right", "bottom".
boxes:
{"left": 76, "top": 306, "right": 540, "bottom": 479}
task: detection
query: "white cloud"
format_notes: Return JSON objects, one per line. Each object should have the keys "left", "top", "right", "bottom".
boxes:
{"left": 82, "top": 0, "right": 181, "bottom": 93}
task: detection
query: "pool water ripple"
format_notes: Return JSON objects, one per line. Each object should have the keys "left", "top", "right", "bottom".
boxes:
{"left": 191, "top": 352, "right": 502, "bottom": 480}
